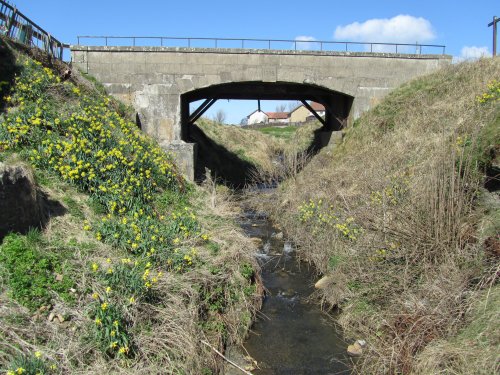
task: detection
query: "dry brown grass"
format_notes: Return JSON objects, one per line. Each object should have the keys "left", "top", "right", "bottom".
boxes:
{"left": 196, "top": 118, "right": 323, "bottom": 184}
{"left": 268, "top": 58, "right": 500, "bottom": 374}
{"left": 0, "top": 167, "right": 262, "bottom": 374}
{"left": 196, "top": 118, "right": 283, "bottom": 174}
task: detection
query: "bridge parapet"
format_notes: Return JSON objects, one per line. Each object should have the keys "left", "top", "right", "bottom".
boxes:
{"left": 76, "top": 35, "right": 446, "bottom": 55}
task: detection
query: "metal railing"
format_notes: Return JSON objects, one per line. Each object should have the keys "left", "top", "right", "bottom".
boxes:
{"left": 76, "top": 36, "right": 446, "bottom": 55}
{"left": 0, "top": 0, "right": 67, "bottom": 60}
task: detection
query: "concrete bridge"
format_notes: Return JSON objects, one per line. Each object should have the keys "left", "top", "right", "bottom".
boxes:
{"left": 70, "top": 44, "right": 451, "bottom": 179}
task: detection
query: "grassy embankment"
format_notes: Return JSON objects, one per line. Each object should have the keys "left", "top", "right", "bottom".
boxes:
{"left": 0, "top": 40, "right": 261, "bottom": 374}
{"left": 196, "top": 118, "right": 322, "bottom": 182}
{"left": 268, "top": 59, "right": 499, "bottom": 374}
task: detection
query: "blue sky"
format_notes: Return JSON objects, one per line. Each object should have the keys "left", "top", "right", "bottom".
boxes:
{"left": 6, "top": 0, "right": 499, "bottom": 123}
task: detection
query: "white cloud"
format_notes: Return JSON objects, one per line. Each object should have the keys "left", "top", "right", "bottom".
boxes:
{"left": 334, "top": 15, "right": 436, "bottom": 48}
{"left": 458, "top": 46, "right": 491, "bottom": 61}
{"left": 294, "top": 35, "right": 317, "bottom": 50}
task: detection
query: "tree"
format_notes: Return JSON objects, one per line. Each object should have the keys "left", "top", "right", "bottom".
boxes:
{"left": 275, "top": 103, "right": 287, "bottom": 112}
{"left": 213, "top": 109, "right": 226, "bottom": 124}
{"left": 287, "top": 101, "right": 301, "bottom": 112}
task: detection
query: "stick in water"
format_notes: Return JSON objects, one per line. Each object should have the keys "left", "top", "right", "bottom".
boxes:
{"left": 201, "top": 340, "right": 254, "bottom": 375}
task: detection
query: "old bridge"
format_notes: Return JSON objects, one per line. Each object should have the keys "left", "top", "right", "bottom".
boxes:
{"left": 71, "top": 37, "right": 451, "bottom": 180}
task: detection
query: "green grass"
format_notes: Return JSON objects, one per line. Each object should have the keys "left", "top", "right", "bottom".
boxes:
{"left": 256, "top": 125, "right": 298, "bottom": 139}
{"left": 0, "top": 231, "right": 75, "bottom": 311}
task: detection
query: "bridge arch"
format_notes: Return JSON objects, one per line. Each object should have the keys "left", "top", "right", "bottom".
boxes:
{"left": 179, "top": 81, "right": 353, "bottom": 185}
{"left": 180, "top": 81, "right": 353, "bottom": 141}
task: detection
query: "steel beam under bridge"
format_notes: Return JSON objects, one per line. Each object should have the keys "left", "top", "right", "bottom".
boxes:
{"left": 181, "top": 81, "right": 353, "bottom": 135}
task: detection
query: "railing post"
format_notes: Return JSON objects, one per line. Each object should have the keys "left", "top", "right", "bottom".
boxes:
{"left": 6, "top": 6, "right": 16, "bottom": 38}
{"left": 133, "top": 37, "right": 135, "bottom": 46}
{"left": 396, "top": 44, "right": 398, "bottom": 53}
{"left": 105, "top": 36, "right": 108, "bottom": 46}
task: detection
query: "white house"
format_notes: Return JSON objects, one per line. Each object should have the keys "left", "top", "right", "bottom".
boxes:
{"left": 247, "top": 110, "right": 269, "bottom": 124}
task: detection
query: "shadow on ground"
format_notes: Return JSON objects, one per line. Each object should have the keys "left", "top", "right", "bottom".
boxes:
{"left": 188, "top": 123, "right": 259, "bottom": 188}
{"left": 0, "top": 37, "right": 20, "bottom": 112}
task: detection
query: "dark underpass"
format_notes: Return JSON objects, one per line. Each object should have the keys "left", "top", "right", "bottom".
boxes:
{"left": 180, "top": 81, "right": 353, "bottom": 187}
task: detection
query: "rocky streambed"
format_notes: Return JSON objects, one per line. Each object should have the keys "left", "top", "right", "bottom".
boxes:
{"left": 227, "top": 209, "right": 351, "bottom": 375}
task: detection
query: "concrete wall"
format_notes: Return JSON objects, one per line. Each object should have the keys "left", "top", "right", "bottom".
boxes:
{"left": 71, "top": 46, "right": 451, "bottom": 178}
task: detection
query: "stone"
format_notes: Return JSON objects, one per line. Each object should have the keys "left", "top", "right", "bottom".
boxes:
{"left": 0, "top": 161, "right": 45, "bottom": 238}
{"left": 57, "top": 314, "right": 65, "bottom": 323}
{"left": 47, "top": 312, "right": 55, "bottom": 322}
{"left": 314, "top": 276, "right": 332, "bottom": 289}
{"left": 250, "top": 237, "right": 262, "bottom": 246}
{"left": 274, "top": 232, "right": 283, "bottom": 239}
{"left": 55, "top": 274, "right": 64, "bottom": 282}
{"left": 38, "top": 305, "right": 51, "bottom": 313}
{"left": 356, "top": 339, "right": 367, "bottom": 348}
{"left": 347, "top": 343, "right": 363, "bottom": 356}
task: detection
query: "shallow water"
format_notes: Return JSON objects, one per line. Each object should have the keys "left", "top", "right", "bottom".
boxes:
{"left": 238, "top": 210, "right": 351, "bottom": 375}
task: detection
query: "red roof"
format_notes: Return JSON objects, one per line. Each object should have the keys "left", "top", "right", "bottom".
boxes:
{"left": 290, "top": 101, "right": 325, "bottom": 113}
{"left": 266, "top": 112, "right": 289, "bottom": 119}
{"left": 310, "top": 102, "right": 325, "bottom": 111}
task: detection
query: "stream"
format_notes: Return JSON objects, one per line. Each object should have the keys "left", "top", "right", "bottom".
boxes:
{"left": 236, "top": 209, "right": 351, "bottom": 375}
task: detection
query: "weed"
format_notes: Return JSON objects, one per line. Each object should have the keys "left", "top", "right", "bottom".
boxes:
{"left": 240, "top": 263, "right": 254, "bottom": 280}
{"left": 6, "top": 351, "right": 55, "bottom": 375}
{"left": 90, "top": 300, "right": 132, "bottom": 358}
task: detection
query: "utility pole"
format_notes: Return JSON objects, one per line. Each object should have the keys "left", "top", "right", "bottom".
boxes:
{"left": 488, "top": 16, "right": 499, "bottom": 56}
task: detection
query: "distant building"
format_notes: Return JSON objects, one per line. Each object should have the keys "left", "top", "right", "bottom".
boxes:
{"left": 266, "top": 112, "right": 289, "bottom": 124}
{"left": 289, "top": 102, "right": 325, "bottom": 123}
{"left": 247, "top": 110, "right": 268, "bottom": 124}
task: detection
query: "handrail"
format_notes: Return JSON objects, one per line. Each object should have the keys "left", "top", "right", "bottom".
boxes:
{"left": 76, "top": 35, "right": 447, "bottom": 55}
{"left": 0, "top": 0, "right": 68, "bottom": 60}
